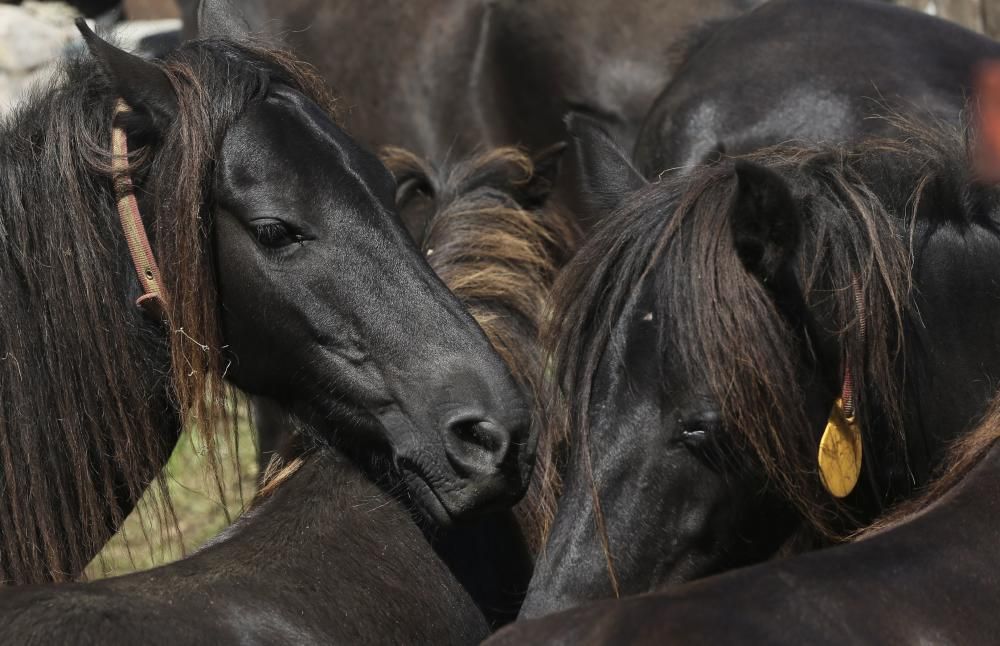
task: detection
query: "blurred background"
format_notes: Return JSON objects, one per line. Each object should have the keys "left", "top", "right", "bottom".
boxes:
{"left": 0, "top": 0, "right": 997, "bottom": 577}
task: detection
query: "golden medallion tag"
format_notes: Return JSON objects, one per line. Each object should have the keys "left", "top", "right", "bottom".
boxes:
{"left": 818, "top": 398, "right": 862, "bottom": 498}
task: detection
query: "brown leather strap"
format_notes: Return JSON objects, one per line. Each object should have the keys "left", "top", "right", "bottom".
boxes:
{"left": 841, "top": 276, "right": 866, "bottom": 419}
{"left": 111, "top": 99, "right": 169, "bottom": 320}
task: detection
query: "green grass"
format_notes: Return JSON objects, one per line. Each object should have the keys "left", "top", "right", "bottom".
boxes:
{"left": 84, "top": 414, "right": 259, "bottom": 579}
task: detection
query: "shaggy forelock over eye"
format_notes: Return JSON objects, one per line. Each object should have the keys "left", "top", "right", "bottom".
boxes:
{"left": 544, "top": 114, "right": 974, "bottom": 541}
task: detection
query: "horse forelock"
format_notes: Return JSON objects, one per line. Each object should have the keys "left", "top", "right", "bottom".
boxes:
{"left": 0, "top": 38, "right": 337, "bottom": 583}
{"left": 382, "top": 145, "right": 578, "bottom": 552}
{"left": 543, "top": 127, "right": 975, "bottom": 548}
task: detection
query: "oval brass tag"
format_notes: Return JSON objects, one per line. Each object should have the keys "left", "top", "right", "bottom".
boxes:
{"left": 818, "top": 398, "right": 862, "bottom": 498}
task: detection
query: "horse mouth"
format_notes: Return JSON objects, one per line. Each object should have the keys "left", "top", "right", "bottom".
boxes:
{"left": 400, "top": 467, "right": 454, "bottom": 528}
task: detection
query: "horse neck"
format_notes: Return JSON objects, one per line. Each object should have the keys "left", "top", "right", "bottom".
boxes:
{"left": 191, "top": 446, "right": 490, "bottom": 639}
{"left": 898, "top": 207, "right": 1000, "bottom": 483}
{"left": 215, "top": 448, "right": 459, "bottom": 575}
{"left": 0, "top": 446, "right": 488, "bottom": 645}
{"left": 223, "top": 450, "right": 401, "bottom": 540}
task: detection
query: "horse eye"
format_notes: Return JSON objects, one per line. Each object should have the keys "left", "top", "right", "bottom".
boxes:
{"left": 680, "top": 426, "right": 708, "bottom": 444}
{"left": 251, "top": 219, "right": 302, "bottom": 248}
{"left": 679, "top": 416, "right": 722, "bottom": 447}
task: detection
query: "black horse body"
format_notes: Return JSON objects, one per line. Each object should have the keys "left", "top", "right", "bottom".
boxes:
{"left": 636, "top": 0, "right": 1000, "bottom": 172}
{"left": 491, "top": 436, "right": 1000, "bottom": 645}
{"left": 0, "top": 0, "right": 531, "bottom": 585}
{"left": 0, "top": 441, "right": 489, "bottom": 645}
{"left": 181, "top": 0, "right": 757, "bottom": 159}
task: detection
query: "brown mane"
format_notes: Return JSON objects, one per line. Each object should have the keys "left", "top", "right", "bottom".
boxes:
{"left": 0, "top": 39, "right": 335, "bottom": 584}
{"left": 543, "top": 116, "right": 973, "bottom": 551}
{"left": 381, "top": 146, "right": 578, "bottom": 551}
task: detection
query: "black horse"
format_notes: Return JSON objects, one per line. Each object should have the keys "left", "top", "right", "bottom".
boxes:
{"left": 521, "top": 107, "right": 1000, "bottom": 616}
{"left": 0, "top": 0, "right": 530, "bottom": 584}
{"left": 257, "top": 144, "right": 578, "bottom": 626}
{"left": 0, "top": 145, "right": 580, "bottom": 644}
{"left": 0, "top": 426, "right": 489, "bottom": 645}
{"left": 522, "top": 0, "right": 1000, "bottom": 616}
{"left": 490, "top": 395, "right": 1000, "bottom": 645}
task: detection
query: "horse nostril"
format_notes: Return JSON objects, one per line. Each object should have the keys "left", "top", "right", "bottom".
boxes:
{"left": 444, "top": 416, "right": 512, "bottom": 476}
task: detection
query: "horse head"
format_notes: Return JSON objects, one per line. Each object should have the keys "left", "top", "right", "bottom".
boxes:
{"left": 78, "top": 0, "right": 534, "bottom": 527}
{"left": 523, "top": 114, "right": 914, "bottom": 616}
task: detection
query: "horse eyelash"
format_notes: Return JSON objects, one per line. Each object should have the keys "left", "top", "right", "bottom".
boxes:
{"left": 253, "top": 221, "right": 299, "bottom": 247}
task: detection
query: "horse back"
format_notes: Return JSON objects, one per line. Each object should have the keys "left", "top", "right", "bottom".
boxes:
{"left": 637, "top": 0, "right": 1000, "bottom": 173}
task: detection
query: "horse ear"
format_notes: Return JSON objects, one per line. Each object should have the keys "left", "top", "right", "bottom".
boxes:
{"left": 729, "top": 160, "right": 800, "bottom": 281}
{"left": 76, "top": 19, "right": 177, "bottom": 131}
{"left": 564, "top": 112, "right": 647, "bottom": 230}
{"left": 510, "top": 142, "right": 567, "bottom": 209}
{"left": 197, "top": 0, "right": 251, "bottom": 40}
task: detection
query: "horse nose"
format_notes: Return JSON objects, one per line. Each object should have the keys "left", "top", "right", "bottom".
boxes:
{"left": 443, "top": 413, "right": 514, "bottom": 476}
{"left": 414, "top": 362, "right": 533, "bottom": 517}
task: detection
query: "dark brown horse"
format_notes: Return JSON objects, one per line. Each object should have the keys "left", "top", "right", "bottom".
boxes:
{"left": 177, "top": 0, "right": 759, "bottom": 159}
{"left": 0, "top": 0, "right": 531, "bottom": 585}
{"left": 489, "top": 394, "right": 1000, "bottom": 645}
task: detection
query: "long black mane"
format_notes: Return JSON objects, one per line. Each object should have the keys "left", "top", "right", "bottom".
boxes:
{"left": 0, "top": 38, "right": 335, "bottom": 583}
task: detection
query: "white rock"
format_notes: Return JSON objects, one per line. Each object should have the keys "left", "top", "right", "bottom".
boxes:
{"left": 0, "top": 71, "right": 13, "bottom": 115}
{"left": 0, "top": 5, "right": 75, "bottom": 73}
{"left": 0, "top": 72, "right": 32, "bottom": 115}
{"left": 22, "top": 1, "right": 79, "bottom": 27}
{"left": 0, "top": 62, "right": 64, "bottom": 116}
